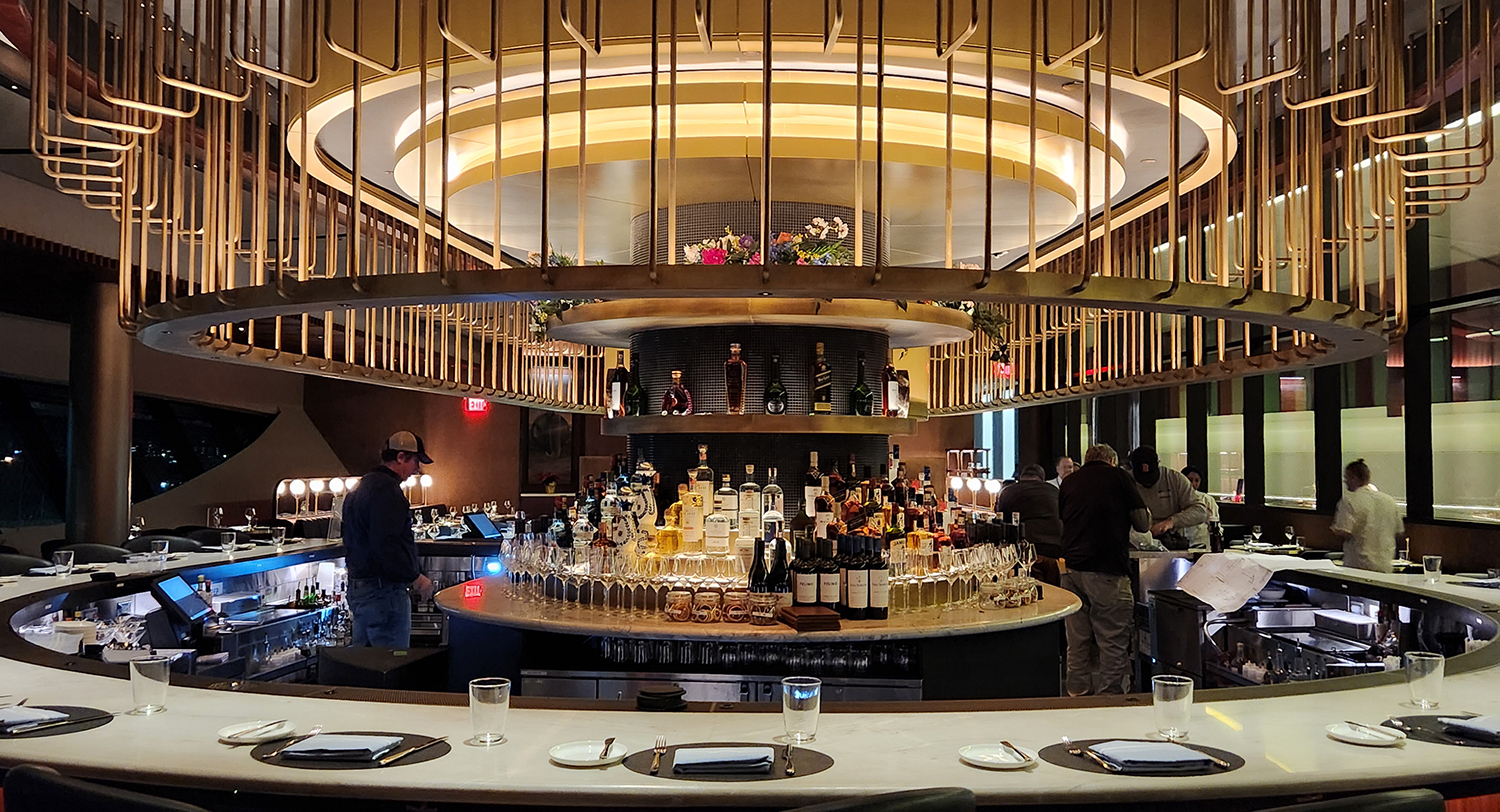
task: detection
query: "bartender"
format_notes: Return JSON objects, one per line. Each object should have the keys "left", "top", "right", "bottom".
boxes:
{"left": 341, "top": 431, "right": 436, "bottom": 647}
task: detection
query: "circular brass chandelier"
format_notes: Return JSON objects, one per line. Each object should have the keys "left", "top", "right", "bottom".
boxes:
{"left": 15, "top": 0, "right": 1488, "bottom": 414}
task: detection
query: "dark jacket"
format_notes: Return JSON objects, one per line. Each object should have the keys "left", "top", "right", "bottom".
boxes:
{"left": 341, "top": 467, "right": 420, "bottom": 583}
{"left": 994, "top": 479, "right": 1064, "bottom": 559}
{"left": 1059, "top": 460, "right": 1149, "bottom": 577}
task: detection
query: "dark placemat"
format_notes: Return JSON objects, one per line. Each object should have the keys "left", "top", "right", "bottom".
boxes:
{"left": 251, "top": 730, "right": 450, "bottom": 770}
{"left": 1, "top": 706, "right": 115, "bottom": 739}
{"left": 622, "top": 741, "right": 832, "bottom": 781}
{"left": 1384, "top": 715, "right": 1500, "bottom": 748}
{"left": 1037, "top": 739, "right": 1244, "bottom": 776}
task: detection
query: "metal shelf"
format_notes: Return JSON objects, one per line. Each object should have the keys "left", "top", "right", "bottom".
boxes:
{"left": 600, "top": 413, "right": 919, "bottom": 437}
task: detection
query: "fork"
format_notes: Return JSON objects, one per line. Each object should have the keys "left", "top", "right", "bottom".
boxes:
{"left": 265, "top": 724, "right": 323, "bottom": 758}
{"left": 0, "top": 697, "right": 26, "bottom": 709}
{"left": 649, "top": 734, "right": 667, "bottom": 775}
{"left": 784, "top": 743, "right": 796, "bottom": 776}
{"left": 1062, "top": 735, "right": 1120, "bottom": 772}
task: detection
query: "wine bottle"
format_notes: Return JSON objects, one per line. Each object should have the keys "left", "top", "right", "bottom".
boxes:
{"left": 817, "top": 537, "right": 840, "bottom": 612}
{"left": 850, "top": 351, "right": 874, "bottom": 416}
{"left": 607, "top": 350, "right": 629, "bottom": 418}
{"left": 691, "top": 444, "right": 715, "bottom": 508}
{"left": 792, "top": 539, "right": 819, "bottom": 607}
{"left": 810, "top": 342, "right": 833, "bottom": 414}
{"left": 748, "top": 535, "right": 770, "bottom": 592}
{"left": 815, "top": 476, "right": 835, "bottom": 540}
{"left": 661, "top": 369, "right": 693, "bottom": 415}
{"left": 724, "top": 343, "right": 748, "bottom": 415}
{"left": 765, "top": 352, "right": 789, "bottom": 415}
{"left": 867, "top": 537, "right": 890, "bottom": 619}
{"left": 624, "top": 354, "right": 646, "bottom": 416}
{"left": 881, "top": 354, "right": 900, "bottom": 417}
{"left": 845, "top": 537, "right": 869, "bottom": 620}
{"left": 715, "top": 473, "right": 739, "bottom": 515}
{"left": 768, "top": 533, "right": 792, "bottom": 609}
{"left": 804, "top": 451, "right": 823, "bottom": 518}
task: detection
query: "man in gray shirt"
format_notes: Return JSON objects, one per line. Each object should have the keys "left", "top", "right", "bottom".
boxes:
{"left": 1125, "top": 446, "right": 1207, "bottom": 551}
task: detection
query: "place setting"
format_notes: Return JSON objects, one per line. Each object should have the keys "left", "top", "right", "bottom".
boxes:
{"left": 1037, "top": 676, "right": 1245, "bottom": 776}
{"left": 0, "top": 654, "right": 181, "bottom": 739}
{"left": 1358, "top": 652, "right": 1500, "bottom": 748}
{"left": 621, "top": 677, "right": 833, "bottom": 781}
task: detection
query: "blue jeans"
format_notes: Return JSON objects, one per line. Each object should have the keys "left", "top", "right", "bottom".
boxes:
{"left": 348, "top": 578, "right": 412, "bottom": 648}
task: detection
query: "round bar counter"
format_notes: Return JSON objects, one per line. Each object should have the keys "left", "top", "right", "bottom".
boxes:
{"left": 4, "top": 543, "right": 1500, "bottom": 811}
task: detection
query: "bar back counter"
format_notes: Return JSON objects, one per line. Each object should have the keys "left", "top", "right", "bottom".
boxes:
{"left": 4, "top": 540, "right": 1500, "bottom": 811}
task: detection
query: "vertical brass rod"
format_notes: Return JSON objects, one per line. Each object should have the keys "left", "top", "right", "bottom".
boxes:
{"left": 540, "top": 0, "right": 553, "bottom": 284}
{"left": 871, "top": 0, "right": 884, "bottom": 285}
{"left": 648, "top": 0, "right": 660, "bottom": 281}
{"left": 762, "top": 0, "right": 774, "bottom": 285}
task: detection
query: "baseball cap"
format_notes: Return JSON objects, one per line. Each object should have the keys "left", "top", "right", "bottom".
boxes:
{"left": 386, "top": 431, "right": 434, "bottom": 464}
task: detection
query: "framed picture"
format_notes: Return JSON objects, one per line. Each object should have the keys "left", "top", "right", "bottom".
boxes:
{"left": 521, "top": 408, "right": 579, "bottom": 494}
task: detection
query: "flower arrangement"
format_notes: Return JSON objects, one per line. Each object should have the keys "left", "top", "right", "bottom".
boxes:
{"left": 527, "top": 248, "right": 602, "bottom": 340}
{"left": 681, "top": 216, "right": 852, "bottom": 266}
{"left": 682, "top": 228, "right": 761, "bottom": 265}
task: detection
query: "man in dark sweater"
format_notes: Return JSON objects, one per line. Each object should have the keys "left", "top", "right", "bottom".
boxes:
{"left": 1058, "top": 443, "right": 1150, "bottom": 696}
{"left": 341, "top": 431, "right": 435, "bottom": 647}
{"left": 995, "top": 464, "right": 1063, "bottom": 585}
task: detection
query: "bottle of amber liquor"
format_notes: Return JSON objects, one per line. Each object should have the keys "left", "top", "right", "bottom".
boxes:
{"left": 810, "top": 342, "right": 833, "bottom": 414}
{"left": 724, "top": 343, "right": 748, "bottom": 414}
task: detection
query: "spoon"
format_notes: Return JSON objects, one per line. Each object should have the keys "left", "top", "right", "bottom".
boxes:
{"left": 598, "top": 737, "right": 616, "bottom": 760}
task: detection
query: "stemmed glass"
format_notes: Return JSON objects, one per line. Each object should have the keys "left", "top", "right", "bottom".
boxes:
{"left": 1284, "top": 525, "right": 1296, "bottom": 545}
{"left": 1251, "top": 525, "right": 1263, "bottom": 544}
{"left": 245, "top": 507, "right": 257, "bottom": 529}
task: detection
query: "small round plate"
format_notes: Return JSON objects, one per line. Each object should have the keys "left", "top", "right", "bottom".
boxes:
{"left": 549, "top": 739, "right": 629, "bottom": 767}
{"left": 52, "top": 620, "right": 98, "bottom": 635}
{"left": 218, "top": 720, "right": 297, "bottom": 745}
{"left": 1326, "top": 722, "right": 1405, "bottom": 747}
{"left": 959, "top": 743, "right": 1039, "bottom": 770}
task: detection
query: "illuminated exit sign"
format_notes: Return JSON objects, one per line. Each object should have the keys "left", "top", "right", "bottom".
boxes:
{"left": 463, "top": 582, "right": 485, "bottom": 599}
{"left": 462, "top": 397, "right": 491, "bottom": 415}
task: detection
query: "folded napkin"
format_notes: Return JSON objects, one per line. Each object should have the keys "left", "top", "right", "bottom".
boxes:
{"left": 1089, "top": 740, "right": 1213, "bottom": 774}
{"left": 672, "top": 746, "right": 776, "bottom": 775}
{"left": 1440, "top": 716, "right": 1500, "bottom": 742}
{"left": 279, "top": 734, "right": 403, "bottom": 761}
{"left": 0, "top": 707, "right": 67, "bottom": 731}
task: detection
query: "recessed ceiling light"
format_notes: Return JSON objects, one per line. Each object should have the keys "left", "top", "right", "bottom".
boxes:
{"left": 452, "top": 85, "right": 476, "bottom": 94}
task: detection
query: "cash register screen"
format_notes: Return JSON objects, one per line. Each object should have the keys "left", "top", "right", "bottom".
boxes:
{"left": 464, "top": 512, "right": 503, "bottom": 539}
{"left": 152, "top": 574, "right": 212, "bottom": 622}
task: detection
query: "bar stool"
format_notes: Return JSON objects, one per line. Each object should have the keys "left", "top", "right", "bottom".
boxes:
{"left": 51, "top": 544, "right": 129, "bottom": 564}
{"left": 3, "top": 764, "right": 210, "bottom": 812}
{"left": 0, "top": 554, "right": 49, "bottom": 576}
{"left": 1252, "top": 790, "right": 1444, "bottom": 812}
{"left": 121, "top": 536, "right": 201, "bottom": 555}
{"left": 783, "top": 788, "right": 975, "bottom": 812}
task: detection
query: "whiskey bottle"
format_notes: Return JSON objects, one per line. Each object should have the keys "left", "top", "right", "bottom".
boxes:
{"left": 765, "top": 352, "right": 789, "bottom": 415}
{"left": 810, "top": 342, "right": 833, "bottom": 414}
{"left": 624, "top": 354, "right": 646, "bottom": 416}
{"left": 724, "top": 343, "right": 748, "bottom": 415}
{"left": 607, "top": 350, "right": 630, "bottom": 418}
{"left": 661, "top": 369, "right": 693, "bottom": 415}
{"left": 691, "top": 444, "right": 715, "bottom": 508}
{"left": 850, "top": 351, "right": 874, "bottom": 416}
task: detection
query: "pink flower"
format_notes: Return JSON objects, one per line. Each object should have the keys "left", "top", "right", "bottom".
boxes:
{"left": 796, "top": 258, "right": 808, "bottom": 265}
{"left": 750, "top": 252, "right": 761, "bottom": 263}
{"left": 701, "top": 247, "right": 728, "bottom": 265}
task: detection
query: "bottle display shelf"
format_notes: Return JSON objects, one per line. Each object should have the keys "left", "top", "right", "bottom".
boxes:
{"left": 601, "top": 413, "right": 921, "bottom": 437}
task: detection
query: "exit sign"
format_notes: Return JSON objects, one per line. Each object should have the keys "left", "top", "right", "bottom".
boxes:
{"left": 462, "top": 397, "right": 490, "bottom": 415}
{"left": 463, "top": 582, "right": 485, "bottom": 599}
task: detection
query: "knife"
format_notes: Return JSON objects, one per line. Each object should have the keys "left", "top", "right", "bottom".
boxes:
{"left": 224, "top": 719, "right": 289, "bottom": 743}
{"left": 1079, "top": 746, "right": 1122, "bottom": 773}
{"left": 378, "top": 736, "right": 449, "bottom": 766}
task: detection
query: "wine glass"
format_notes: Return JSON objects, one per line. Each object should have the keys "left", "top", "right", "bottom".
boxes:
{"left": 245, "top": 506, "right": 257, "bottom": 529}
{"left": 1284, "top": 525, "right": 1295, "bottom": 545}
{"left": 1251, "top": 525, "right": 1263, "bottom": 544}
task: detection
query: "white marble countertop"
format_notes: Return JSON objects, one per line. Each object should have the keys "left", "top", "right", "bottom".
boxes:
{"left": 436, "top": 576, "right": 1081, "bottom": 641}
{"left": 4, "top": 546, "right": 1500, "bottom": 806}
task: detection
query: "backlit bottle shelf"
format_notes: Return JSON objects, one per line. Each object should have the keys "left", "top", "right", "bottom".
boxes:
{"left": 600, "top": 413, "right": 920, "bottom": 437}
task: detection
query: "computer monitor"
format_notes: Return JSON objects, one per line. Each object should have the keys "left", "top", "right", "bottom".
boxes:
{"left": 151, "top": 574, "right": 212, "bottom": 623}
{"left": 464, "top": 512, "right": 503, "bottom": 539}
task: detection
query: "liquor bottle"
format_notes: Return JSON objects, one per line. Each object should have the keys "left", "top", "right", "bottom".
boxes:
{"left": 768, "top": 533, "right": 792, "bottom": 609}
{"left": 681, "top": 488, "right": 705, "bottom": 553}
{"left": 691, "top": 445, "right": 715, "bottom": 508}
{"left": 764, "top": 352, "right": 789, "bottom": 415}
{"left": 804, "top": 451, "right": 823, "bottom": 518}
{"left": 715, "top": 473, "right": 739, "bottom": 515}
{"left": 724, "top": 343, "right": 748, "bottom": 415}
{"left": 867, "top": 536, "right": 890, "bottom": 619}
{"left": 705, "top": 508, "right": 732, "bottom": 556}
{"left": 792, "top": 539, "right": 819, "bottom": 607}
{"left": 747, "top": 535, "right": 770, "bottom": 593}
{"left": 815, "top": 476, "right": 835, "bottom": 540}
{"left": 624, "top": 354, "right": 646, "bottom": 416}
{"left": 817, "top": 537, "right": 840, "bottom": 612}
{"left": 810, "top": 341, "right": 833, "bottom": 414}
{"left": 661, "top": 369, "right": 693, "bottom": 415}
{"left": 656, "top": 488, "right": 684, "bottom": 555}
{"left": 1209, "top": 519, "right": 1224, "bottom": 554}
{"left": 607, "top": 350, "right": 630, "bottom": 418}
{"left": 882, "top": 354, "right": 901, "bottom": 418}
{"left": 761, "top": 494, "right": 786, "bottom": 544}
{"left": 763, "top": 467, "right": 785, "bottom": 517}
{"left": 841, "top": 478, "right": 864, "bottom": 531}
{"left": 572, "top": 503, "right": 597, "bottom": 547}
{"left": 844, "top": 536, "right": 869, "bottom": 620}
{"left": 850, "top": 351, "right": 874, "bottom": 416}
{"left": 738, "top": 465, "right": 762, "bottom": 538}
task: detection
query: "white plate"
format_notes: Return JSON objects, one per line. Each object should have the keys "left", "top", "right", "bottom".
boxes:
{"left": 959, "top": 743, "right": 1039, "bottom": 770}
{"left": 548, "top": 739, "right": 628, "bottom": 767}
{"left": 52, "top": 620, "right": 98, "bottom": 635}
{"left": 1326, "top": 722, "right": 1405, "bottom": 747}
{"left": 217, "top": 720, "right": 297, "bottom": 744}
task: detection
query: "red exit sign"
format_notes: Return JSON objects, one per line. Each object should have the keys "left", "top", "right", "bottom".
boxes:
{"left": 463, "top": 582, "right": 485, "bottom": 599}
{"left": 462, "top": 397, "right": 490, "bottom": 415}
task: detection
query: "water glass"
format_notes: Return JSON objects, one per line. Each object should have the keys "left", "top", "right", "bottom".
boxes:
{"left": 271, "top": 526, "right": 287, "bottom": 551}
{"left": 468, "top": 677, "right": 511, "bottom": 746}
{"left": 1151, "top": 675, "right": 1193, "bottom": 741}
{"left": 52, "top": 550, "right": 74, "bottom": 577}
{"left": 1405, "top": 652, "right": 1444, "bottom": 709}
{"left": 1423, "top": 555, "right": 1443, "bottom": 583}
{"left": 129, "top": 655, "right": 173, "bottom": 714}
{"left": 782, "top": 676, "right": 821, "bottom": 743}
{"left": 151, "top": 538, "right": 170, "bottom": 572}
{"left": 219, "top": 531, "right": 237, "bottom": 552}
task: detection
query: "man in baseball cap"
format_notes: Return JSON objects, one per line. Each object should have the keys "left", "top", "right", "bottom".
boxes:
{"left": 339, "top": 430, "right": 435, "bottom": 647}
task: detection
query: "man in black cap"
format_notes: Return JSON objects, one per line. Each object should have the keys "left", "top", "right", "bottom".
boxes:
{"left": 341, "top": 431, "right": 436, "bottom": 647}
{"left": 1125, "top": 445, "right": 1206, "bottom": 551}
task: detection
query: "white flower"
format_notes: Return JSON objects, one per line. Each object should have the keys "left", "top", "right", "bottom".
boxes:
{"left": 683, "top": 244, "right": 702, "bottom": 263}
{"left": 833, "top": 216, "right": 849, "bottom": 239}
